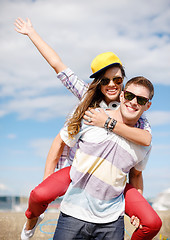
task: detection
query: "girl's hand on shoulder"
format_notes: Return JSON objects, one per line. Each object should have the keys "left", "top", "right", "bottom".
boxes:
{"left": 83, "top": 108, "right": 108, "bottom": 128}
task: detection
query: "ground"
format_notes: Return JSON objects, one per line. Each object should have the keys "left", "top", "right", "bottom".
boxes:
{"left": 0, "top": 211, "right": 169, "bottom": 240}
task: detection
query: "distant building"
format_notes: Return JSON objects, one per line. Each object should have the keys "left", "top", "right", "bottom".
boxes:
{"left": 0, "top": 196, "right": 62, "bottom": 212}
{"left": 0, "top": 196, "right": 28, "bottom": 211}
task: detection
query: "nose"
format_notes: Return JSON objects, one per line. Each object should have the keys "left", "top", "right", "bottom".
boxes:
{"left": 108, "top": 79, "right": 115, "bottom": 86}
{"left": 130, "top": 96, "right": 138, "bottom": 105}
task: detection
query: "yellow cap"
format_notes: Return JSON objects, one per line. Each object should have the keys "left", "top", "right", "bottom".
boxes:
{"left": 90, "top": 52, "right": 122, "bottom": 78}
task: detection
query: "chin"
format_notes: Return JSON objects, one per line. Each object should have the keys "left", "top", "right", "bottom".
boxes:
{"left": 122, "top": 111, "right": 138, "bottom": 122}
{"left": 106, "top": 94, "right": 119, "bottom": 102}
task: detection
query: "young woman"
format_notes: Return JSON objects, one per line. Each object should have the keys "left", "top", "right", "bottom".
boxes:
{"left": 15, "top": 18, "right": 162, "bottom": 240}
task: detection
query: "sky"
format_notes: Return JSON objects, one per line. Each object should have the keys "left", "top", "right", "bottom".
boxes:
{"left": 0, "top": 0, "right": 170, "bottom": 199}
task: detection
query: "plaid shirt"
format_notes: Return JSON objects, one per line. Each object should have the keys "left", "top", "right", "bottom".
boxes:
{"left": 56, "top": 68, "right": 151, "bottom": 169}
{"left": 56, "top": 69, "right": 88, "bottom": 168}
{"left": 57, "top": 68, "right": 88, "bottom": 100}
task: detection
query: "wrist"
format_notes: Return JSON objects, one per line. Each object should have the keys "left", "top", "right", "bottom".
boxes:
{"left": 28, "top": 27, "right": 36, "bottom": 38}
{"left": 108, "top": 118, "right": 117, "bottom": 132}
{"left": 104, "top": 117, "right": 111, "bottom": 129}
{"left": 104, "top": 117, "right": 117, "bottom": 132}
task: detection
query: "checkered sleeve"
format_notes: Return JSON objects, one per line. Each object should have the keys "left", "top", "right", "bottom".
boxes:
{"left": 56, "top": 68, "right": 88, "bottom": 168}
{"left": 134, "top": 114, "right": 151, "bottom": 133}
{"left": 57, "top": 68, "right": 88, "bottom": 100}
{"left": 134, "top": 114, "right": 152, "bottom": 171}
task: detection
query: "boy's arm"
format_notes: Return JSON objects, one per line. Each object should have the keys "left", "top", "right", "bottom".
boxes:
{"left": 14, "top": 17, "right": 66, "bottom": 74}
{"left": 129, "top": 168, "right": 143, "bottom": 195}
{"left": 83, "top": 108, "right": 152, "bottom": 146}
{"left": 113, "top": 122, "right": 151, "bottom": 146}
{"left": 43, "top": 133, "right": 66, "bottom": 180}
{"left": 129, "top": 168, "right": 143, "bottom": 229}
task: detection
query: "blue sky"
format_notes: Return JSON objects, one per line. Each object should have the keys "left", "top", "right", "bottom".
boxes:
{"left": 0, "top": 0, "right": 170, "bottom": 199}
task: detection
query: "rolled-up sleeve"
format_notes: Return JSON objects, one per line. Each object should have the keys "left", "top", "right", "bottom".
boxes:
{"left": 57, "top": 68, "right": 88, "bottom": 100}
{"left": 134, "top": 146, "right": 152, "bottom": 171}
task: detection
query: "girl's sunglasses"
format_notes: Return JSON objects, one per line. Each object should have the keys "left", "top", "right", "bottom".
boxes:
{"left": 100, "top": 77, "right": 123, "bottom": 86}
{"left": 124, "top": 90, "right": 149, "bottom": 106}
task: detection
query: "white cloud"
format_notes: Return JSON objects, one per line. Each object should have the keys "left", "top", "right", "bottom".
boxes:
{"left": 0, "top": 183, "right": 8, "bottom": 191}
{"left": 30, "top": 138, "right": 54, "bottom": 158}
{"left": 153, "top": 131, "right": 170, "bottom": 137}
{"left": 0, "top": 0, "right": 170, "bottom": 122}
{"left": 6, "top": 134, "right": 17, "bottom": 139}
{"left": 152, "top": 144, "right": 170, "bottom": 152}
{"left": 147, "top": 111, "right": 170, "bottom": 126}
{"left": 0, "top": 94, "right": 78, "bottom": 120}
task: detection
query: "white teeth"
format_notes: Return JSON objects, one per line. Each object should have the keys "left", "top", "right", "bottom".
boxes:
{"left": 127, "top": 106, "right": 137, "bottom": 112}
{"left": 107, "top": 89, "right": 116, "bottom": 93}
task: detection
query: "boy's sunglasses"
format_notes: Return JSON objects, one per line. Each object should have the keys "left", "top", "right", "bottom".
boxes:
{"left": 100, "top": 77, "right": 123, "bottom": 86}
{"left": 124, "top": 90, "right": 149, "bottom": 106}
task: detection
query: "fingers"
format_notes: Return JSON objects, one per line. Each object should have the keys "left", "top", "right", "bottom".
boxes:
{"left": 26, "top": 17, "right": 31, "bottom": 25}
{"left": 84, "top": 110, "right": 94, "bottom": 118}
{"left": 130, "top": 215, "right": 141, "bottom": 228}
{"left": 83, "top": 114, "right": 92, "bottom": 123}
{"left": 14, "top": 22, "right": 21, "bottom": 31}
{"left": 14, "top": 18, "right": 24, "bottom": 31}
{"left": 88, "top": 108, "right": 104, "bottom": 114}
{"left": 17, "top": 17, "right": 25, "bottom": 24}
{"left": 15, "top": 17, "right": 24, "bottom": 27}
{"left": 85, "top": 108, "right": 102, "bottom": 116}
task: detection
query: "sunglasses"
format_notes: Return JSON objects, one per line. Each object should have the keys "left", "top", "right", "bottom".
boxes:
{"left": 124, "top": 90, "right": 149, "bottom": 106}
{"left": 100, "top": 76, "right": 123, "bottom": 86}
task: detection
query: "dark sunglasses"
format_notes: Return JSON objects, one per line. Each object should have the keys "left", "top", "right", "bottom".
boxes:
{"left": 124, "top": 90, "right": 149, "bottom": 106}
{"left": 100, "top": 77, "right": 123, "bottom": 86}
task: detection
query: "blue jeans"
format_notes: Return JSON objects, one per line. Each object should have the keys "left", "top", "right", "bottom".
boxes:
{"left": 53, "top": 212, "right": 124, "bottom": 240}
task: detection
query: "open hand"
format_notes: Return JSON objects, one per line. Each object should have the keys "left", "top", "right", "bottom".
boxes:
{"left": 83, "top": 108, "right": 108, "bottom": 128}
{"left": 14, "top": 17, "right": 33, "bottom": 35}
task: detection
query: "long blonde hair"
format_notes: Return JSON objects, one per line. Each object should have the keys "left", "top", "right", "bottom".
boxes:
{"left": 67, "top": 78, "right": 103, "bottom": 138}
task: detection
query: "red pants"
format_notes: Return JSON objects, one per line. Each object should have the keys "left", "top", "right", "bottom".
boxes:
{"left": 25, "top": 166, "right": 162, "bottom": 240}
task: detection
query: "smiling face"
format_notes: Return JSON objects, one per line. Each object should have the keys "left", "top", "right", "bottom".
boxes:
{"left": 100, "top": 67, "right": 123, "bottom": 104}
{"left": 119, "top": 83, "right": 152, "bottom": 126}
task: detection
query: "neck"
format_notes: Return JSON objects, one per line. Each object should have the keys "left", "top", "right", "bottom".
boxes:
{"left": 122, "top": 116, "right": 138, "bottom": 126}
{"left": 108, "top": 108, "right": 123, "bottom": 123}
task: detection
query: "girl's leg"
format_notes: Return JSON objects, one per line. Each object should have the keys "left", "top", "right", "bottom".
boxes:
{"left": 124, "top": 183, "right": 162, "bottom": 240}
{"left": 25, "top": 166, "right": 71, "bottom": 219}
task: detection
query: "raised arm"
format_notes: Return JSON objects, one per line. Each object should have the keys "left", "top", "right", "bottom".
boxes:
{"left": 83, "top": 108, "right": 151, "bottom": 146}
{"left": 14, "top": 17, "right": 66, "bottom": 73}
{"left": 14, "top": 17, "right": 88, "bottom": 100}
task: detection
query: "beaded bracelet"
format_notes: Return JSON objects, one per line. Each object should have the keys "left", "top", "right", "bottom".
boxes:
{"left": 108, "top": 118, "right": 117, "bottom": 132}
{"left": 104, "top": 117, "right": 111, "bottom": 129}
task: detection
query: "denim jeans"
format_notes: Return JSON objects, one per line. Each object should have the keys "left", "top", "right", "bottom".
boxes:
{"left": 53, "top": 212, "right": 124, "bottom": 240}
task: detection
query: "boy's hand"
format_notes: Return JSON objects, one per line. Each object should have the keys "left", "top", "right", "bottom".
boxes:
{"left": 130, "top": 215, "right": 142, "bottom": 229}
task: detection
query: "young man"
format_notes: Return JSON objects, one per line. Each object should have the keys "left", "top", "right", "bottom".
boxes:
{"left": 53, "top": 76, "right": 153, "bottom": 239}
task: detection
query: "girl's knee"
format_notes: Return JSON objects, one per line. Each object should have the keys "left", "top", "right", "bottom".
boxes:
{"left": 144, "top": 213, "right": 162, "bottom": 231}
{"left": 30, "top": 186, "right": 47, "bottom": 204}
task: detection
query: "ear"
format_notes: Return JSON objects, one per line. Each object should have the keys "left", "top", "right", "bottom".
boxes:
{"left": 145, "top": 101, "right": 152, "bottom": 111}
{"left": 119, "top": 91, "right": 124, "bottom": 102}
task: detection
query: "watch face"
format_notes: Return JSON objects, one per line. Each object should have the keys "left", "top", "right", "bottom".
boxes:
{"left": 108, "top": 101, "right": 120, "bottom": 110}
